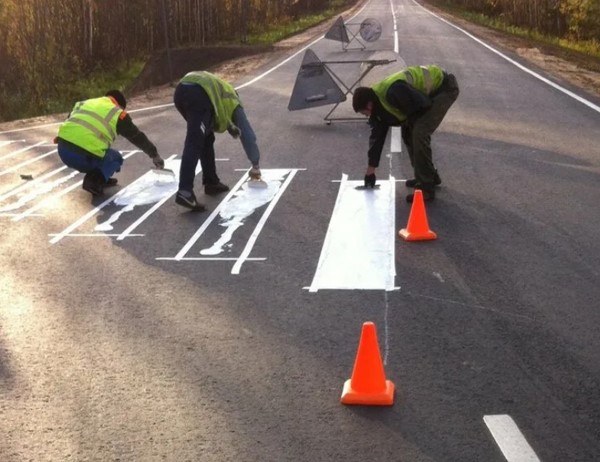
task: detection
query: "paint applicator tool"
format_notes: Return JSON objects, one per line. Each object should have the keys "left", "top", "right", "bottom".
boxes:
{"left": 247, "top": 168, "right": 268, "bottom": 189}
{"left": 355, "top": 185, "right": 380, "bottom": 191}
{"left": 151, "top": 167, "right": 176, "bottom": 185}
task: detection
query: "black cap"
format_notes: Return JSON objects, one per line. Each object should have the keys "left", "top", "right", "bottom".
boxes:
{"left": 105, "top": 89, "right": 127, "bottom": 109}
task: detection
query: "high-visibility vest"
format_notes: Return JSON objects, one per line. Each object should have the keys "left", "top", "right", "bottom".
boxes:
{"left": 179, "top": 71, "right": 241, "bottom": 133}
{"left": 58, "top": 96, "right": 123, "bottom": 158}
{"left": 372, "top": 65, "right": 445, "bottom": 122}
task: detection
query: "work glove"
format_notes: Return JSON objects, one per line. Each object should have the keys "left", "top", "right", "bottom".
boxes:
{"left": 364, "top": 173, "right": 376, "bottom": 189}
{"left": 151, "top": 153, "right": 164, "bottom": 169}
{"left": 227, "top": 124, "right": 241, "bottom": 139}
{"left": 249, "top": 166, "right": 262, "bottom": 180}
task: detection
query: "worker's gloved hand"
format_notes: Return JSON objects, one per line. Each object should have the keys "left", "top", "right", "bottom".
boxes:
{"left": 227, "top": 124, "right": 241, "bottom": 139}
{"left": 249, "top": 166, "right": 262, "bottom": 180}
{"left": 151, "top": 154, "right": 164, "bottom": 169}
{"left": 364, "top": 173, "right": 376, "bottom": 188}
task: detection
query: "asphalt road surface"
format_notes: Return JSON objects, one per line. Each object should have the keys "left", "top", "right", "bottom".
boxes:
{"left": 1, "top": 0, "right": 599, "bottom": 461}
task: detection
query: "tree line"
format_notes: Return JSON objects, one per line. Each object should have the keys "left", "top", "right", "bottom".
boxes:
{"left": 0, "top": 0, "right": 350, "bottom": 122}
{"left": 430, "top": 0, "right": 600, "bottom": 41}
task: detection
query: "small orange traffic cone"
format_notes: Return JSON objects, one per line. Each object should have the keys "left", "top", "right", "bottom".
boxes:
{"left": 341, "top": 322, "right": 395, "bottom": 406}
{"left": 399, "top": 189, "right": 437, "bottom": 241}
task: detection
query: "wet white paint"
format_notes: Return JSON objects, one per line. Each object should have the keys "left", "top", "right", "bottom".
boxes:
{"left": 200, "top": 169, "right": 289, "bottom": 255}
{"left": 309, "top": 174, "right": 396, "bottom": 291}
{"left": 94, "top": 160, "right": 179, "bottom": 231}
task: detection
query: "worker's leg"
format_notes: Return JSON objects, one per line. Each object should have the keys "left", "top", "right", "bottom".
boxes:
{"left": 98, "top": 148, "right": 123, "bottom": 181}
{"left": 410, "top": 75, "right": 459, "bottom": 186}
{"left": 401, "top": 125, "right": 415, "bottom": 168}
{"left": 233, "top": 106, "right": 260, "bottom": 167}
{"left": 199, "top": 132, "right": 220, "bottom": 185}
{"left": 174, "top": 83, "right": 214, "bottom": 193}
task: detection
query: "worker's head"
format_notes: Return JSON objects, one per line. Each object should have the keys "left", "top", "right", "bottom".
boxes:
{"left": 105, "top": 89, "right": 127, "bottom": 109}
{"left": 352, "top": 87, "right": 376, "bottom": 117}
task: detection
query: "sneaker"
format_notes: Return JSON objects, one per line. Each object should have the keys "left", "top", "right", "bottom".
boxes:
{"left": 406, "top": 172, "right": 442, "bottom": 188}
{"left": 175, "top": 191, "right": 206, "bottom": 212}
{"left": 406, "top": 188, "right": 435, "bottom": 203}
{"left": 204, "top": 182, "right": 230, "bottom": 196}
{"left": 106, "top": 178, "right": 118, "bottom": 187}
{"left": 82, "top": 170, "right": 105, "bottom": 196}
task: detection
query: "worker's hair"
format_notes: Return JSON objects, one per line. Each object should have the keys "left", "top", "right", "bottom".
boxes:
{"left": 105, "top": 89, "right": 127, "bottom": 109}
{"left": 352, "top": 87, "right": 376, "bottom": 112}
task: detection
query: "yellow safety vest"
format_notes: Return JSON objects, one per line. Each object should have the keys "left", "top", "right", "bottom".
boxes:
{"left": 372, "top": 65, "right": 445, "bottom": 122}
{"left": 179, "top": 71, "right": 241, "bottom": 133}
{"left": 58, "top": 96, "right": 123, "bottom": 158}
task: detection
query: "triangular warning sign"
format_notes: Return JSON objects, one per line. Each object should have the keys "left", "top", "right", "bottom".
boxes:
{"left": 325, "top": 16, "right": 350, "bottom": 43}
{"left": 287, "top": 49, "right": 346, "bottom": 111}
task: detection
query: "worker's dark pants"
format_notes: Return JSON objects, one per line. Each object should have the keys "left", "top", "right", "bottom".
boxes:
{"left": 173, "top": 83, "right": 220, "bottom": 193}
{"left": 57, "top": 143, "right": 123, "bottom": 181}
{"left": 402, "top": 74, "right": 459, "bottom": 187}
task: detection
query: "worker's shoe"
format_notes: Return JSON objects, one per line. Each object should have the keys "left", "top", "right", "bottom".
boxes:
{"left": 204, "top": 182, "right": 229, "bottom": 196}
{"left": 106, "top": 178, "right": 118, "bottom": 187}
{"left": 406, "top": 172, "right": 441, "bottom": 188}
{"left": 82, "top": 169, "right": 105, "bottom": 196}
{"left": 406, "top": 188, "right": 435, "bottom": 203}
{"left": 175, "top": 191, "right": 206, "bottom": 212}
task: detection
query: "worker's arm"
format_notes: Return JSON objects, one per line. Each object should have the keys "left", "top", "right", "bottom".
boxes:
{"left": 116, "top": 113, "right": 162, "bottom": 163}
{"left": 367, "top": 117, "right": 389, "bottom": 168}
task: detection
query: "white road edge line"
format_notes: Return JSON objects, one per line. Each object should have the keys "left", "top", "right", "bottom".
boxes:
{"left": 412, "top": 0, "right": 600, "bottom": 114}
{"left": 484, "top": 415, "right": 541, "bottom": 462}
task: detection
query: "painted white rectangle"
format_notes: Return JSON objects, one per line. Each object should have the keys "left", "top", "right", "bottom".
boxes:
{"left": 391, "top": 127, "right": 402, "bottom": 153}
{"left": 309, "top": 174, "right": 396, "bottom": 291}
{"left": 484, "top": 415, "right": 541, "bottom": 462}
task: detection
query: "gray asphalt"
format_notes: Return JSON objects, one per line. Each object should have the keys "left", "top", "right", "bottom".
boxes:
{"left": 1, "top": 0, "right": 599, "bottom": 461}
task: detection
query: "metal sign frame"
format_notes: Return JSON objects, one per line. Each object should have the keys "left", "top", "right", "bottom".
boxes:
{"left": 318, "top": 59, "right": 396, "bottom": 124}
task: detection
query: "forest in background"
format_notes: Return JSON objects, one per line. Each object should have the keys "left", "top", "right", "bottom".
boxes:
{"left": 0, "top": 0, "right": 351, "bottom": 122}
{"left": 428, "top": 0, "right": 600, "bottom": 42}
{"left": 1, "top": 0, "right": 599, "bottom": 123}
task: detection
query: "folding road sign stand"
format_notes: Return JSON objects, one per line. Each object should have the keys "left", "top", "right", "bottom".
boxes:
{"left": 325, "top": 16, "right": 383, "bottom": 52}
{"left": 287, "top": 49, "right": 395, "bottom": 124}
{"left": 321, "top": 58, "right": 395, "bottom": 124}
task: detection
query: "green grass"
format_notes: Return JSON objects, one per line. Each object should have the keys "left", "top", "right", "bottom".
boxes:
{"left": 460, "top": 10, "right": 600, "bottom": 59}
{"left": 246, "top": 1, "right": 349, "bottom": 44}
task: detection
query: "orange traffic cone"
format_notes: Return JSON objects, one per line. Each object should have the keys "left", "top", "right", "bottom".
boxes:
{"left": 341, "top": 322, "right": 395, "bottom": 406}
{"left": 399, "top": 189, "right": 437, "bottom": 241}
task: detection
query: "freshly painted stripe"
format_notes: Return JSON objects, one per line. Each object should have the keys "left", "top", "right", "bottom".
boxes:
{"left": 172, "top": 173, "right": 250, "bottom": 260}
{"left": 309, "top": 174, "right": 396, "bottom": 291}
{"left": 0, "top": 141, "right": 45, "bottom": 162}
{"left": 0, "top": 149, "right": 57, "bottom": 177}
{"left": 156, "top": 257, "right": 266, "bottom": 262}
{"left": 48, "top": 234, "right": 144, "bottom": 238}
{"left": 13, "top": 151, "right": 140, "bottom": 222}
{"left": 231, "top": 169, "right": 298, "bottom": 274}
{"left": 484, "top": 415, "right": 541, "bottom": 462}
{"left": 391, "top": 126, "right": 402, "bottom": 153}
